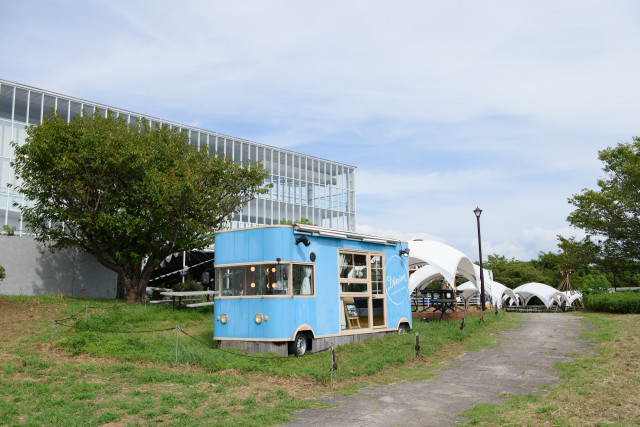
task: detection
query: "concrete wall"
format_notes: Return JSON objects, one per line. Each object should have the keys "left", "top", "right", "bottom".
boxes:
{"left": 0, "top": 235, "right": 117, "bottom": 298}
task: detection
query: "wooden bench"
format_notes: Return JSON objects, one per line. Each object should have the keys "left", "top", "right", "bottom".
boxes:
{"left": 176, "top": 298, "right": 201, "bottom": 303}
{"left": 149, "top": 298, "right": 201, "bottom": 308}
{"left": 186, "top": 301, "right": 215, "bottom": 312}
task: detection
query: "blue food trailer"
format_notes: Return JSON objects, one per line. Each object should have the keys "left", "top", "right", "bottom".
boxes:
{"left": 213, "top": 224, "right": 412, "bottom": 356}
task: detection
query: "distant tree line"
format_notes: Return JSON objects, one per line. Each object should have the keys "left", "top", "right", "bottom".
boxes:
{"left": 487, "top": 136, "right": 640, "bottom": 290}
{"left": 482, "top": 252, "right": 638, "bottom": 290}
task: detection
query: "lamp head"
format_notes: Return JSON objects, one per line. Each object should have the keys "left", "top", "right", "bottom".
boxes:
{"left": 399, "top": 248, "right": 410, "bottom": 257}
{"left": 295, "top": 235, "right": 311, "bottom": 246}
{"left": 474, "top": 207, "right": 482, "bottom": 218}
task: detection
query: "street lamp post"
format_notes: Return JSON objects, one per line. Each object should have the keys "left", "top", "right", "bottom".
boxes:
{"left": 474, "top": 207, "right": 485, "bottom": 323}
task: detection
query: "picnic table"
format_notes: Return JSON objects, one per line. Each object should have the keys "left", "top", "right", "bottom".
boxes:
{"left": 431, "top": 298, "right": 456, "bottom": 321}
{"left": 159, "top": 290, "right": 217, "bottom": 310}
{"left": 412, "top": 289, "right": 456, "bottom": 314}
{"left": 412, "top": 296, "right": 432, "bottom": 312}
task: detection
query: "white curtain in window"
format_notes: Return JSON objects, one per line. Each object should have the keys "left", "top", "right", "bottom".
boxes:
{"left": 300, "top": 266, "right": 312, "bottom": 294}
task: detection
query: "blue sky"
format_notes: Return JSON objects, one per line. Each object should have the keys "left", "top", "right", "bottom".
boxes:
{"left": 2, "top": 1, "right": 639, "bottom": 260}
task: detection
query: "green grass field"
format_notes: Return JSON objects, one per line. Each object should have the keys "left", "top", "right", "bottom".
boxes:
{"left": 1, "top": 295, "right": 638, "bottom": 425}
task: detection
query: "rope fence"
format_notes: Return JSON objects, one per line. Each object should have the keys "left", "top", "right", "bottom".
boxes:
{"left": 48, "top": 305, "right": 421, "bottom": 384}
{"left": 50, "top": 306, "right": 300, "bottom": 361}
{"left": 53, "top": 321, "right": 176, "bottom": 334}
{"left": 54, "top": 305, "right": 99, "bottom": 322}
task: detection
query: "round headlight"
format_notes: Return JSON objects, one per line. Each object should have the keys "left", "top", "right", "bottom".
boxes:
{"left": 220, "top": 314, "right": 228, "bottom": 324}
{"left": 254, "top": 313, "right": 263, "bottom": 324}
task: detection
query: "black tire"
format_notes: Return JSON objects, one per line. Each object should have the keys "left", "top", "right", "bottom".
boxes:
{"left": 397, "top": 323, "right": 409, "bottom": 334}
{"left": 290, "top": 332, "right": 308, "bottom": 357}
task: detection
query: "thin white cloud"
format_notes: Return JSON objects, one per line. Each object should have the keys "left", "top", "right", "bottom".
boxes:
{"left": 471, "top": 226, "right": 586, "bottom": 261}
{"left": 356, "top": 169, "right": 506, "bottom": 197}
{"left": 13, "top": 1, "right": 638, "bottom": 135}
{"left": 2, "top": 0, "right": 637, "bottom": 263}
{"left": 356, "top": 224, "right": 445, "bottom": 245}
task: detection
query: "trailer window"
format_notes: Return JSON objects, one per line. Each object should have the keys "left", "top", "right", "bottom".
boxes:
{"left": 371, "top": 255, "right": 384, "bottom": 295}
{"left": 217, "top": 264, "right": 287, "bottom": 296}
{"left": 218, "top": 268, "right": 246, "bottom": 296}
{"left": 292, "top": 264, "right": 314, "bottom": 295}
{"left": 216, "top": 263, "right": 314, "bottom": 297}
{"left": 339, "top": 253, "right": 367, "bottom": 279}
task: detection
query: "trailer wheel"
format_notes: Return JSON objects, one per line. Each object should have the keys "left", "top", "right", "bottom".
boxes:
{"left": 290, "top": 333, "right": 308, "bottom": 357}
{"left": 397, "top": 323, "right": 409, "bottom": 334}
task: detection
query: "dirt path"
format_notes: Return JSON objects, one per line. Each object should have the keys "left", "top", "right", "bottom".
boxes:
{"left": 283, "top": 313, "right": 597, "bottom": 426}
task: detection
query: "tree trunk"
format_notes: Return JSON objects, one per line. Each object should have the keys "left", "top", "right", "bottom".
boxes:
{"left": 116, "top": 260, "right": 158, "bottom": 304}
{"left": 122, "top": 274, "right": 150, "bottom": 304}
{"left": 116, "top": 272, "right": 126, "bottom": 300}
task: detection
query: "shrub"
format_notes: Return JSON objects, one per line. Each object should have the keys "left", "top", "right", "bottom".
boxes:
{"left": 2, "top": 225, "right": 15, "bottom": 236}
{"left": 150, "top": 287, "right": 165, "bottom": 300}
{"left": 0, "top": 265, "right": 4, "bottom": 280}
{"left": 584, "top": 291, "right": 640, "bottom": 314}
{"left": 582, "top": 287, "right": 612, "bottom": 296}
{"left": 172, "top": 277, "right": 203, "bottom": 292}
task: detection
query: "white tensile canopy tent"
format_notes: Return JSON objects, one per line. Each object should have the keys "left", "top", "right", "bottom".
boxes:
{"left": 564, "top": 291, "right": 584, "bottom": 307}
{"left": 407, "top": 240, "right": 517, "bottom": 307}
{"left": 454, "top": 281, "right": 481, "bottom": 303}
{"left": 406, "top": 241, "right": 583, "bottom": 311}
{"left": 457, "top": 279, "right": 518, "bottom": 308}
{"left": 512, "top": 282, "right": 570, "bottom": 308}
{"left": 408, "top": 264, "right": 445, "bottom": 294}
{"left": 408, "top": 240, "right": 477, "bottom": 290}
{"left": 472, "top": 264, "right": 518, "bottom": 307}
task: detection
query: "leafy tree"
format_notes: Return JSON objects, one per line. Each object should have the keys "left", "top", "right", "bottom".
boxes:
{"left": 582, "top": 273, "right": 611, "bottom": 289}
{"left": 559, "top": 233, "right": 640, "bottom": 287}
{"left": 564, "top": 137, "right": 640, "bottom": 287}
{"left": 567, "top": 137, "right": 640, "bottom": 262}
{"left": 530, "top": 251, "right": 563, "bottom": 286}
{"left": 12, "top": 112, "right": 269, "bottom": 303}
{"left": 482, "top": 254, "right": 548, "bottom": 289}
{"left": 555, "top": 236, "right": 603, "bottom": 289}
{"left": 0, "top": 265, "right": 4, "bottom": 281}
{"left": 557, "top": 236, "right": 599, "bottom": 271}
{"left": 484, "top": 250, "right": 611, "bottom": 290}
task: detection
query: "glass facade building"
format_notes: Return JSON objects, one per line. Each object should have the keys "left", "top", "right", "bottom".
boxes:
{"left": 0, "top": 79, "right": 356, "bottom": 234}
